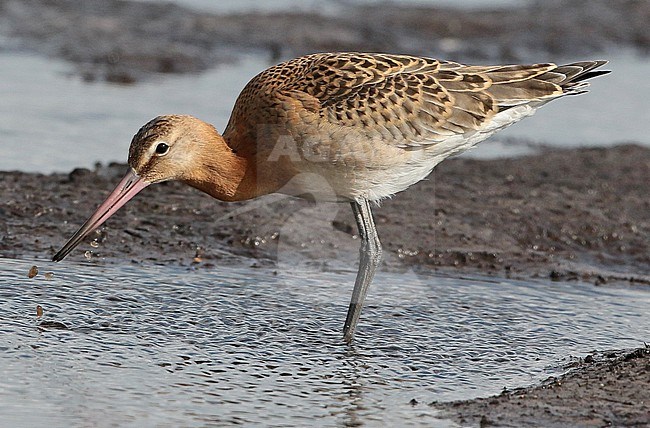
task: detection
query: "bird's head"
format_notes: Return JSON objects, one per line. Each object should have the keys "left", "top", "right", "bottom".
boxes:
{"left": 128, "top": 114, "right": 217, "bottom": 183}
{"left": 51, "top": 114, "right": 221, "bottom": 262}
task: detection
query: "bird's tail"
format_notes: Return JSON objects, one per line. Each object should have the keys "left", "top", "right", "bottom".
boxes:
{"left": 541, "top": 60, "right": 610, "bottom": 95}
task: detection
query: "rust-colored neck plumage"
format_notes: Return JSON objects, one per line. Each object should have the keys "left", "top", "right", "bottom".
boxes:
{"left": 180, "top": 124, "right": 289, "bottom": 202}
{"left": 179, "top": 129, "right": 253, "bottom": 201}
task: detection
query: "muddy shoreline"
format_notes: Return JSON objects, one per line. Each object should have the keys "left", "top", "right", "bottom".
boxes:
{"left": 433, "top": 347, "right": 650, "bottom": 427}
{"left": 3, "top": 144, "right": 649, "bottom": 283}
{"left": 1, "top": 0, "right": 648, "bottom": 83}
{"left": 1, "top": 0, "right": 649, "bottom": 425}
{"left": 2, "top": 144, "right": 649, "bottom": 425}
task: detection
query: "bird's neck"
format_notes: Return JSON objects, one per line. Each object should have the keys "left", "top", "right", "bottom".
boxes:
{"left": 181, "top": 131, "right": 280, "bottom": 202}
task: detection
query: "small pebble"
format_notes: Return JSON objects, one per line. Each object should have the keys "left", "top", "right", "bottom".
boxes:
{"left": 28, "top": 265, "right": 38, "bottom": 278}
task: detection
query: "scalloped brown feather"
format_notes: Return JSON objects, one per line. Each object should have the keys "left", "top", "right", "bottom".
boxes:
{"left": 225, "top": 53, "right": 608, "bottom": 153}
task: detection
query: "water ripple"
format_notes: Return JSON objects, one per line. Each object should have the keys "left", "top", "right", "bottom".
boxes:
{"left": 1, "top": 257, "right": 648, "bottom": 426}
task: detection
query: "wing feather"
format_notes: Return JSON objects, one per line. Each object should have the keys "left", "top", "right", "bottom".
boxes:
{"left": 225, "top": 53, "right": 608, "bottom": 154}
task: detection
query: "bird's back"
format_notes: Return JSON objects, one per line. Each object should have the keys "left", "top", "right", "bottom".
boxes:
{"left": 223, "top": 53, "right": 607, "bottom": 201}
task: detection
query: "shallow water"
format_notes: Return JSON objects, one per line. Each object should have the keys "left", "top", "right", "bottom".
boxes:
{"left": 0, "top": 48, "right": 648, "bottom": 173}
{"left": 1, "top": 257, "right": 648, "bottom": 426}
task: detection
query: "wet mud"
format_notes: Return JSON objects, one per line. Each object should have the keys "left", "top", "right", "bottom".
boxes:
{"left": 0, "top": 0, "right": 648, "bottom": 83}
{"left": 2, "top": 145, "right": 649, "bottom": 426}
{"left": 433, "top": 347, "right": 650, "bottom": 427}
{"left": 3, "top": 144, "right": 649, "bottom": 284}
{"left": 1, "top": 0, "right": 649, "bottom": 425}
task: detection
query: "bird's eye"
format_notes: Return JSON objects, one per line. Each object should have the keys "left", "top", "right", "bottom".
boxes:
{"left": 155, "top": 142, "right": 169, "bottom": 155}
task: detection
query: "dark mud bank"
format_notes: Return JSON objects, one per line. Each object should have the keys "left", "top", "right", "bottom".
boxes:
{"left": 2, "top": 144, "right": 649, "bottom": 287}
{"left": 432, "top": 347, "right": 650, "bottom": 427}
{"left": 0, "top": 0, "right": 648, "bottom": 83}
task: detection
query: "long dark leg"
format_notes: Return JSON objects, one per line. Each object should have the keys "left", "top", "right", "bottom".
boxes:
{"left": 343, "top": 199, "right": 382, "bottom": 342}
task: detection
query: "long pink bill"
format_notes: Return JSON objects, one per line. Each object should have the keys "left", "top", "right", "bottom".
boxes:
{"left": 52, "top": 168, "right": 150, "bottom": 262}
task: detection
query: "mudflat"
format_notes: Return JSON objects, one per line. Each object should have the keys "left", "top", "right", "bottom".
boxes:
{"left": 1, "top": 0, "right": 648, "bottom": 82}
{"left": 3, "top": 144, "right": 649, "bottom": 284}
{"left": 1, "top": 0, "right": 649, "bottom": 425}
{"left": 2, "top": 145, "right": 649, "bottom": 426}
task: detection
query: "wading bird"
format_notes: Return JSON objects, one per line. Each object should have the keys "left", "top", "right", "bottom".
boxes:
{"left": 52, "top": 52, "right": 609, "bottom": 341}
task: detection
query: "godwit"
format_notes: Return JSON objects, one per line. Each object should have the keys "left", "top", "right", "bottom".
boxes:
{"left": 52, "top": 53, "right": 609, "bottom": 341}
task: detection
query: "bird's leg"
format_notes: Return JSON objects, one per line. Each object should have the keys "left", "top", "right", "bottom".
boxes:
{"left": 343, "top": 199, "right": 383, "bottom": 343}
